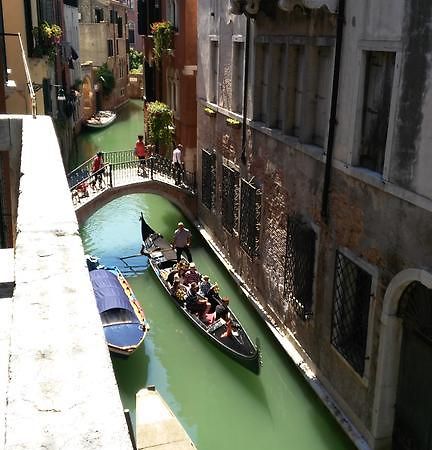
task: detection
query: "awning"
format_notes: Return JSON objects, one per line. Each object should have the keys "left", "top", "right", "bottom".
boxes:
{"left": 90, "top": 269, "right": 135, "bottom": 314}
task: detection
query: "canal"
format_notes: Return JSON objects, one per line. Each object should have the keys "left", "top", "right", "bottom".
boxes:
{"left": 77, "top": 101, "right": 356, "bottom": 450}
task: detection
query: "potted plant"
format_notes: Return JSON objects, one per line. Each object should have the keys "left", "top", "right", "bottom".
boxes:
{"left": 146, "top": 101, "right": 174, "bottom": 153}
{"left": 226, "top": 117, "right": 241, "bottom": 128}
{"left": 204, "top": 107, "right": 217, "bottom": 117}
{"left": 32, "top": 21, "right": 63, "bottom": 62}
{"left": 150, "top": 21, "right": 174, "bottom": 65}
{"left": 95, "top": 64, "right": 115, "bottom": 96}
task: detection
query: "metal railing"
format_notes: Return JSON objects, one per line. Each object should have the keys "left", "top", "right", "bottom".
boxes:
{"left": 67, "top": 152, "right": 196, "bottom": 201}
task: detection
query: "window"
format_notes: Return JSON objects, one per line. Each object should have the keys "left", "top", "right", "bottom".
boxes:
{"left": 110, "top": 9, "right": 117, "bottom": 24}
{"left": 359, "top": 51, "right": 395, "bottom": 174}
{"left": 330, "top": 251, "right": 372, "bottom": 375}
{"left": 167, "top": 0, "right": 178, "bottom": 29}
{"left": 232, "top": 40, "right": 244, "bottom": 114}
{"left": 239, "top": 179, "right": 261, "bottom": 258}
{"left": 107, "top": 39, "right": 114, "bottom": 57}
{"left": 312, "top": 46, "right": 332, "bottom": 146}
{"left": 201, "top": 149, "right": 216, "bottom": 210}
{"left": 222, "top": 164, "right": 239, "bottom": 234}
{"left": 209, "top": 40, "right": 219, "bottom": 104}
{"left": 253, "top": 43, "right": 269, "bottom": 122}
{"left": 116, "top": 39, "right": 119, "bottom": 55}
{"left": 269, "top": 44, "right": 285, "bottom": 129}
{"left": 95, "top": 8, "right": 104, "bottom": 23}
{"left": 283, "top": 217, "right": 316, "bottom": 319}
{"left": 117, "top": 16, "right": 123, "bottom": 38}
{"left": 128, "top": 22, "right": 135, "bottom": 44}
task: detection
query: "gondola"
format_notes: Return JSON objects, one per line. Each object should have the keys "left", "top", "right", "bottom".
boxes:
{"left": 137, "top": 213, "right": 260, "bottom": 374}
{"left": 85, "top": 110, "right": 117, "bottom": 129}
{"left": 87, "top": 256, "right": 149, "bottom": 357}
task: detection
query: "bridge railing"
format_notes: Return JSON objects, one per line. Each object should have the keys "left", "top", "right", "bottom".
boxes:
{"left": 68, "top": 153, "right": 196, "bottom": 199}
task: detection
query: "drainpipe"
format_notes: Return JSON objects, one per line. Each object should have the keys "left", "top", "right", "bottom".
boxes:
{"left": 320, "top": 0, "right": 345, "bottom": 223}
{"left": 240, "top": 15, "right": 251, "bottom": 165}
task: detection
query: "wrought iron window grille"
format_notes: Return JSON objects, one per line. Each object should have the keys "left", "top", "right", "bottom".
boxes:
{"left": 222, "top": 164, "right": 239, "bottom": 234}
{"left": 283, "top": 216, "right": 316, "bottom": 320}
{"left": 330, "top": 251, "right": 372, "bottom": 375}
{"left": 201, "top": 148, "right": 216, "bottom": 210}
{"left": 239, "top": 178, "right": 261, "bottom": 258}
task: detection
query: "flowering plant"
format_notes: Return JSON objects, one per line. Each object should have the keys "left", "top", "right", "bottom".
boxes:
{"left": 33, "top": 21, "right": 63, "bottom": 62}
{"left": 150, "top": 21, "right": 174, "bottom": 65}
{"left": 226, "top": 117, "right": 241, "bottom": 127}
{"left": 146, "top": 101, "right": 174, "bottom": 146}
{"left": 204, "top": 107, "right": 217, "bottom": 116}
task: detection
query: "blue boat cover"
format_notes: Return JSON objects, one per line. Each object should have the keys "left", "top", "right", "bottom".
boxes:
{"left": 104, "top": 323, "right": 145, "bottom": 347}
{"left": 90, "top": 269, "right": 135, "bottom": 314}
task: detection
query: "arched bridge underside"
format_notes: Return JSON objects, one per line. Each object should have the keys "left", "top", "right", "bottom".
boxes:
{"left": 75, "top": 180, "right": 198, "bottom": 226}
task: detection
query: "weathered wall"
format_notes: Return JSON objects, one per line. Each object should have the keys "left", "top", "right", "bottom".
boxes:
{"left": 79, "top": 24, "right": 109, "bottom": 66}
{"left": 197, "top": 1, "right": 432, "bottom": 449}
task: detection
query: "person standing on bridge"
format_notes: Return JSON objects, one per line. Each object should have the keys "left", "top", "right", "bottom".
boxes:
{"left": 91, "top": 151, "right": 105, "bottom": 191}
{"left": 135, "top": 135, "right": 149, "bottom": 176}
{"left": 171, "top": 221, "right": 192, "bottom": 263}
{"left": 172, "top": 143, "right": 184, "bottom": 186}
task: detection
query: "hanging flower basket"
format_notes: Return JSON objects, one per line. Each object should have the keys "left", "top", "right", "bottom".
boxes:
{"left": 226, "top": 117, "right": 241, "bottom": 128}
{"left": 150, "top": 21, "right": 174, "bottom": 66}
{"left": 204, "top": 107, "right": 217, "bottom": 117}
{"left": 32, "top": 21, "right": 63, "bottom": 62}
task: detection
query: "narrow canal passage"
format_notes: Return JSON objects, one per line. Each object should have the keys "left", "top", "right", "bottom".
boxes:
{"left": 77, "top": 101, "right": 356, "bottom": 450}
{"left": 80, "top": 194, "right": 355, "bottom": 450}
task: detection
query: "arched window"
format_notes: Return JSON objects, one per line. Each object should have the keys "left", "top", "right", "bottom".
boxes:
{"left": 128, "top": 21, "right": 135, "bottom": 45}
{"left": 167, "top": 0, "right": 178, "bottom": 30}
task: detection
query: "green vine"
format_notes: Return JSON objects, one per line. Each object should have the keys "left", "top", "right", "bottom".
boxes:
{"left": 32, "top": 21, "right": 63, "bottom": 62}
{"left": 146, "top": 101, "right": 174, "bottom": 146}
{"left": 95, "top": 64, "right": 115, "bottom": 96}
{"left": 150, "top": 21, "right": 174, "bottom": 65}
{"left": 128, "top": 48, "right": 143, "bottom": 72}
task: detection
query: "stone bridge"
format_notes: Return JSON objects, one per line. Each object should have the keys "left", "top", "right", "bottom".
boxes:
{"left": 75, "top": 179, "right": 198, "bottom": 225}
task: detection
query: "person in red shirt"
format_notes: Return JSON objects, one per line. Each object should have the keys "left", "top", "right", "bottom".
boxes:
{"left": 135, "top": 135, "right": 150, "bottom": 176}
{"left": 91, "top": 151, "right": 105, "bottom": 190}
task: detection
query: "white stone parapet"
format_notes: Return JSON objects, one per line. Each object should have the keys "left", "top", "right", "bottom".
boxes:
{"left": 2, "top": 115, "right": 133, "bottom": 450}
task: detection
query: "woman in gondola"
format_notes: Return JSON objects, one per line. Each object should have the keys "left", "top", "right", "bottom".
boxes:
{"left": 205, "top": 283, "right": 221, "bottom": 313}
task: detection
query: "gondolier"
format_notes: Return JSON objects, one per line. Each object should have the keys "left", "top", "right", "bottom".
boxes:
{"left": 171, "top": 222, "right": 192, "bottom": 262}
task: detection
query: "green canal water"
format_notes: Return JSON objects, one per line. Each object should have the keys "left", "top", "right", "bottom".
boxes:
{"left": 78, "top": 101, "right": 356, "bottom": 450}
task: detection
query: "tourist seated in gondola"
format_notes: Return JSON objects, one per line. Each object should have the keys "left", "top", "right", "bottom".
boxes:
{"left": 167, "top": 262, "right": 188, "bottom": 285}
{"left": 170, "top": 275, "right": 187, "bottom": 302}
{"left": 183, "top": 262, "right": 201, "bottom": 285}
{"left": 205, "top": 283, "right": 221, "bottom": 313}
{"left": 185, "top": 282, "right": 210, "bottom": 319}
{"left": 199, "top": 275, "right": 211, "bottom": 296}
{"left": 203, "top": 296, "right": 231, "bottom": 326}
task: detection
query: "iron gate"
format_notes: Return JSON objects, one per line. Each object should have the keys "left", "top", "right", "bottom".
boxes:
{"left": 201, "top": 149, "right": 216, "bottom": 210}
{"left": 330, "top": 251, "right": 372, "bottom": 375}
{"left": 239, "top": 178, "right": 261, "bottom": 258}
{"left": 222, "top": 164, "right": 239, "bottom": 234}
{"left": 283, "top": 216, "right": 316, "bottom": 319}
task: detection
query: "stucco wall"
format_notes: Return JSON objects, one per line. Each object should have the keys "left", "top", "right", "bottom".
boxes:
{"left": 79, "top": 24, "right": 109, "bottom": 66}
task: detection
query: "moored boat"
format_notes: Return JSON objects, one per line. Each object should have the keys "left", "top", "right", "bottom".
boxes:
{"left": 87, "top": 256, "right": 149, "bottom": 357}
{"left": 85, "top": 110, "right": 117, "bottom": 129}
{"left": 137, "top": 213, "right": 260, "bottom": 374}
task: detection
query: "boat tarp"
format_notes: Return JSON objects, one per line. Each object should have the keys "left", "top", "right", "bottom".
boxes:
{"left": 90, "top": 269, "right": 135, "bottom": 315}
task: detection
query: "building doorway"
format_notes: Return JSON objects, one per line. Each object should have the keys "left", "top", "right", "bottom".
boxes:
{"left": 393, "top": 281, "right": 432, "bottom": 449}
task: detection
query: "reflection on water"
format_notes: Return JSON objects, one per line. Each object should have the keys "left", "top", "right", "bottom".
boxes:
{"left": 80, "top": 193, "right": 356, "bottom": 450}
